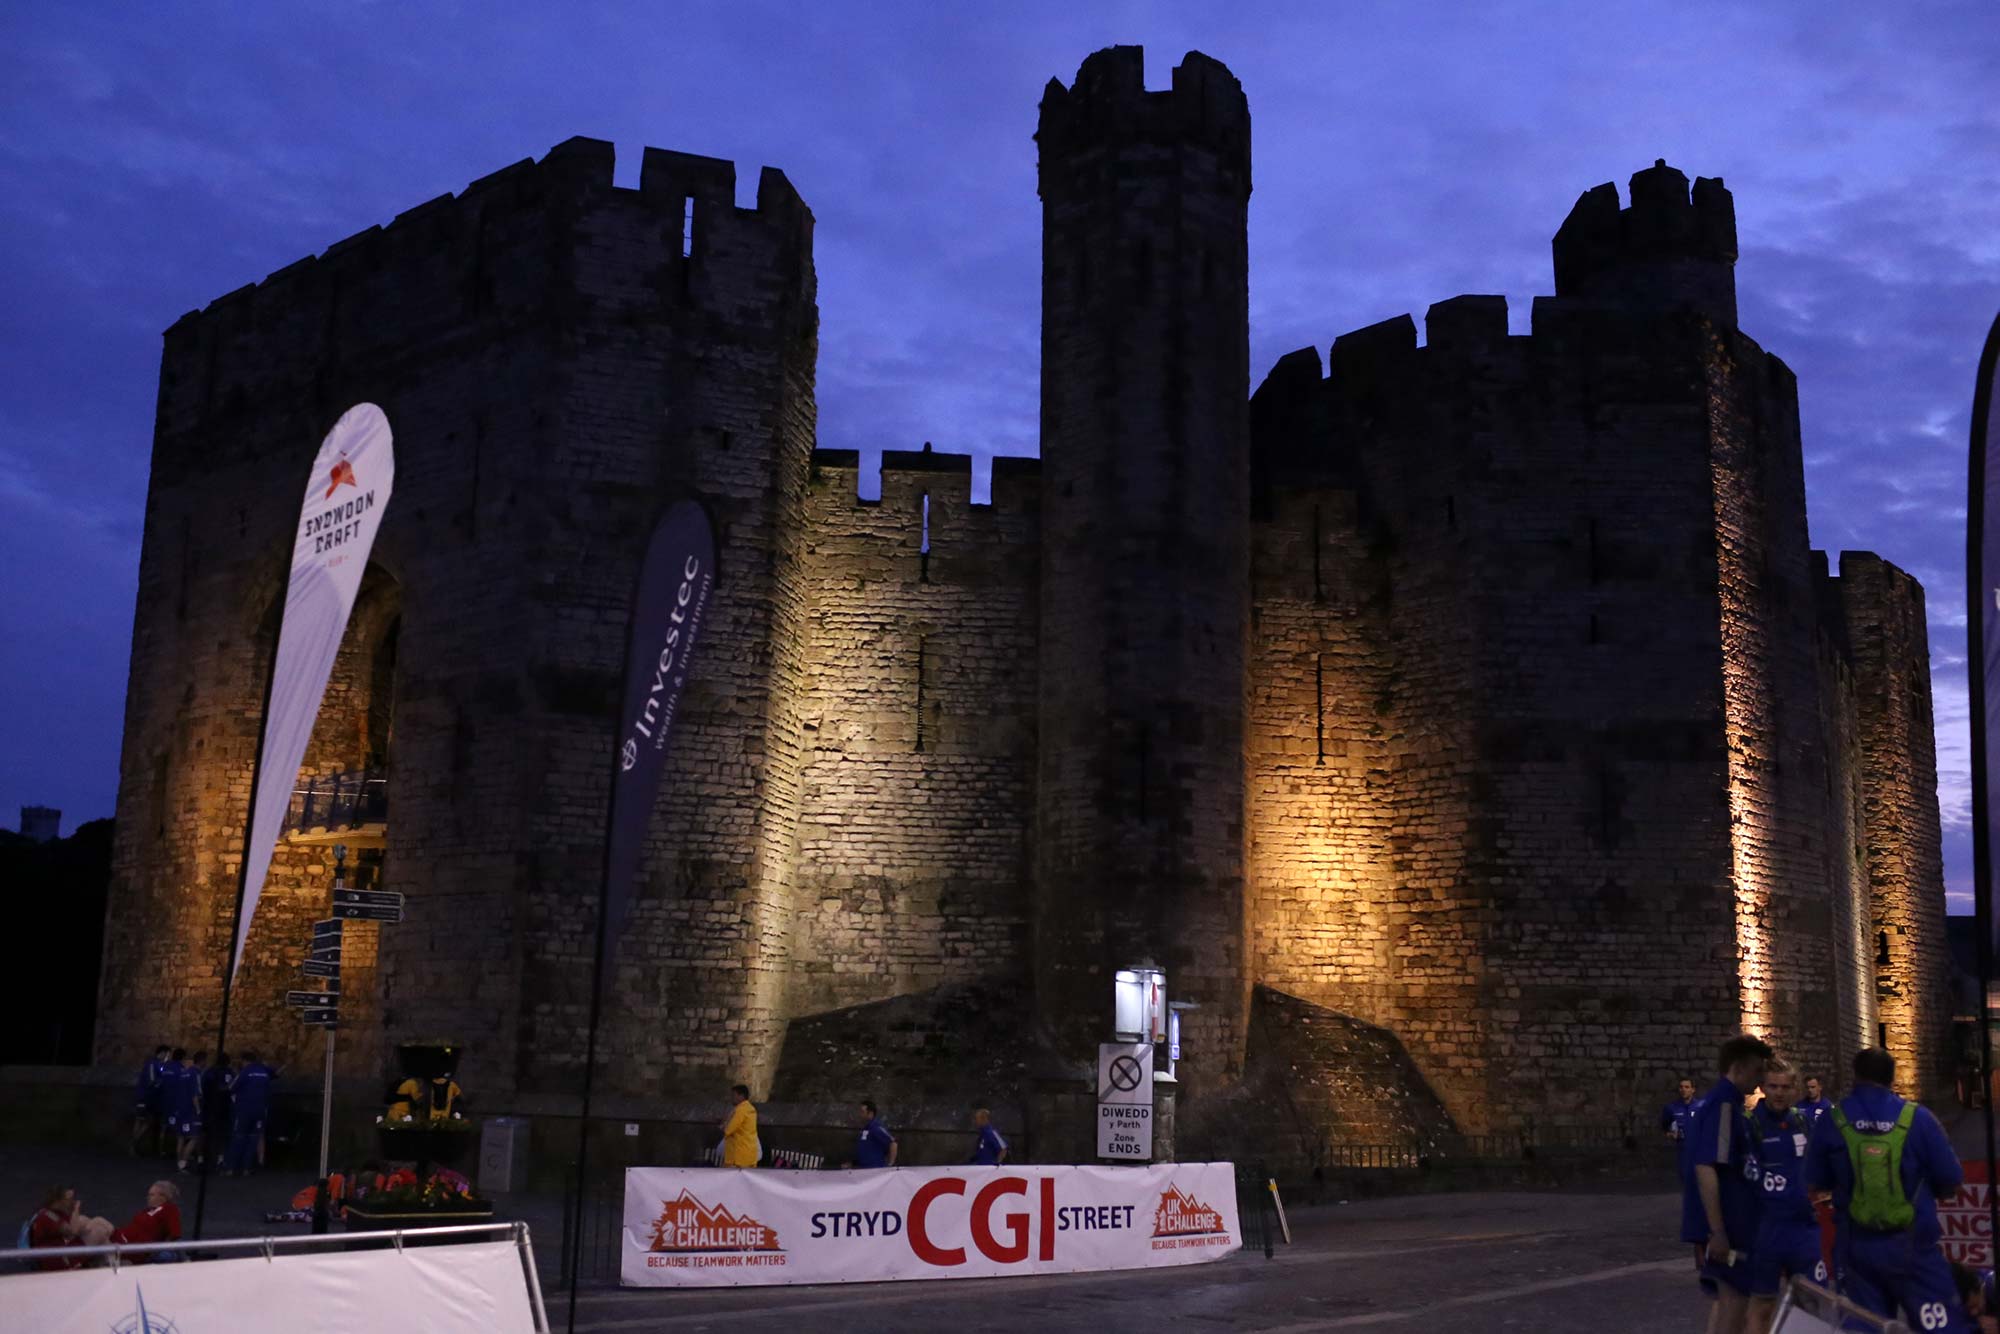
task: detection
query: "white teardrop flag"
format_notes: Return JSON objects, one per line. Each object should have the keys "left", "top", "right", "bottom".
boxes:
{"left": 230, "top": 404, "right": 396, "bottom": 979}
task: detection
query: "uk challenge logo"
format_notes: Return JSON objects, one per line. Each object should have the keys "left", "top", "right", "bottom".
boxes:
{"left": 1150, "top": 1184, "right": 1230, "bottom": 1251}
{"left": 644, "top": 1189, "right": 786, "bottom": 1272}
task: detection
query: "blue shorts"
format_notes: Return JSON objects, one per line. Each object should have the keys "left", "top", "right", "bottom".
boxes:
{"left": 171, "top": 1116, "right": 202, "bottom": 1136}
{"left": 1751, "top": 1221, "right": 1827, "bottom": 1296}
{"left": 1841, "top": 1232, "right": 1972, "bottom": 1332}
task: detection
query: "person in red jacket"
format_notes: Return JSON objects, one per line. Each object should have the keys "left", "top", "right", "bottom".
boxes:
{"left": 112, "top": 1180, "right": 182, "bottom": 1261}
{"left": 27, "top": 1186, "right": 83, "bottom": 1271}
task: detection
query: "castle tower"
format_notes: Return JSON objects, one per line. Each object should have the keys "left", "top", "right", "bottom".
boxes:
{"left": 1552, "top": 159, "right": 1738, "bottom": 326}
{"left": 1033, "top": 47, "right": 1252, "bottom": 1076}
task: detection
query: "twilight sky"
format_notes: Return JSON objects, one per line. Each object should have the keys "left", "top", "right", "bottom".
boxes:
{"left": 2, "top": 3, "right": 1996, "bottom": 907}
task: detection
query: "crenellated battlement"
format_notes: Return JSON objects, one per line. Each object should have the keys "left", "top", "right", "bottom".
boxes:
{"left": 164, "top": 135, "right": 809, "bottom": 336}
{"left": 1036, "top": 46, "right": 1250, "bottom": 197}
{"left": 153, "top": 136, "right": 814, "bottom": 457}
{"left": 808, "top": 445, "right": 1042, "bottom": 511}
{"left": 1552, "top": 160, "right": 1737, "bottom": 326}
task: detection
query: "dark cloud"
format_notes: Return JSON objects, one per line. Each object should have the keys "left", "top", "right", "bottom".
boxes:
{"left": 3, "top": 3, "right": 1996, "bottom": 920}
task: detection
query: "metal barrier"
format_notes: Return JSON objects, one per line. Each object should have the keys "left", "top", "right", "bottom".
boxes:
{"left": 1770, "top": 1275, "right": 1908, "bottom": 1332}
{"left": 285, "top": 768, "right": 389, "bottom": 835}
{"left": 1, "top": 1220, "right": 548, "bottom": 1329}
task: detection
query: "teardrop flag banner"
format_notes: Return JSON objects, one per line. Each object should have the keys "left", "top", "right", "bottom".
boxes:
{"left": 229, "top": 403, "right": 396, "bottom": 979}
{"left": 601, "top": 498, "right": 718, "bottom": 970}
{"left": 1966, "top": 309, "right": 2000, "bottom": 1258}
{"left": 568, "top": 498, "right": 717, "bottom": 1330}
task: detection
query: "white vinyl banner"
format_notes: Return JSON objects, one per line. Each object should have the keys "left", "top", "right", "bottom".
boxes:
{"left": 230, "top": 403, "right": 395, "bottom": 978}
{"left": 621, "top": 1162, "right": 1240, "bottom": 1288}
{"left": 3, "top": 1239, "right": 539, "bottom": 1333}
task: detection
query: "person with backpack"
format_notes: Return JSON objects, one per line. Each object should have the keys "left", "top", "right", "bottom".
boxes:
{"left": 1681, "top": 1034, "right": 1772, "bottom": 1334}
{"left": 1806, "top": 1046, "right": 1972, "bottom": 1331}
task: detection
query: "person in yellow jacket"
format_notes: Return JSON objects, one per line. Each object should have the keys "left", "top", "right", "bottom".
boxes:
{"left": 721, "top": 1084, "right": 759, "bottom": 1167}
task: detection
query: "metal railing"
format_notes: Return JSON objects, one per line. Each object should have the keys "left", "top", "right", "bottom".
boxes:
{"left": 2, "top": 1220, "right": 547, "bottom": 1328}
{"left": 1313, "top": 1122, "right": 1640, "bottom": 1172}
{"left": 284, "top": 768, "right": 388, "bottom": 835}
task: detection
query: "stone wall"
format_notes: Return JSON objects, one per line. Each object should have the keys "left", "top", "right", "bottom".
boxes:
{"left": 1833, "top": 552, "right": 1952, "bottom": 1099}
{"left": 99, "top": 137, "right": 819, "bottom": 1103}
{"left": 783, "top": 449, "right": 1038, "bottom": 1026}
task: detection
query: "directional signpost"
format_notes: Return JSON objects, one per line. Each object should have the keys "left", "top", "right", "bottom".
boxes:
{"left": 333, "top": 887, "right": 404, "bottom": 923}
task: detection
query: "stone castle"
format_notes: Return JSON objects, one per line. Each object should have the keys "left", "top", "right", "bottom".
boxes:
{"left": 97, "top": 46, "right": 1949, "bottom": 1153}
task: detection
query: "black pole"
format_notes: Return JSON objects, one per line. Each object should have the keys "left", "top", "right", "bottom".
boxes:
{"left": 1967, "top": 310, "right": 2000, "bottom": 1258}
{"left": 190, "top": 614, "right": 284, "bottom": 1241}
{"left": 565, "top": 628, "right": 636, "bottom": 1333}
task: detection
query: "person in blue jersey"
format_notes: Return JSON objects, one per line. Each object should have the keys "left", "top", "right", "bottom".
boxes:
{"left": 1796, "top": 1075, "right": 1832, "bottom": 1125}
{"left": 852, "top": 1099, "right": 897, "bottom": 1168}
{"left": 1682, "top": 1034, "right": 1771, "bottom": 1334}
{"left": 161, "top": 1049, "right": 202, "bottom": 1171}
{"left": 1747, "top": 1059, "right": 1830, "bottom": 1328}
{"left": 969, "top": 1108, "right": 1008, "bottom": 1166}
{"left": 200, "top": 1051, "right": 233, "bottom": 1168}
{"left": 1806, "top": 1046, "right": 1971, "bottom": 1332}
{"left": 224, "top": 1050, "right": 276, "bottom": 1176}
{"left": 1661, "top": 1077, "right": 1700, "bottom": 1146}
{"left": 1953, "top": 1262, "right": 1999, "bottom": 1334}
{"left": 131, "top": 1045, "right": 171, "bottom": 1157}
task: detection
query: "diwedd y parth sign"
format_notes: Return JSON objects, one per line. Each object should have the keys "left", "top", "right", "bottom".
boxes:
{"left": 620, "top": 1162, "right": 1239, "bottom": 1287}
{"left": 1098, "top": 1040, "right": 1154, "bottom": 1160}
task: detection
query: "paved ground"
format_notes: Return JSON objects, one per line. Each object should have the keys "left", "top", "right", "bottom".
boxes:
{"left": 557, "top": 1188, "right": 1697, "bottom": 1333}
{"left": 0, "top": 1141, "right": 1705, "bottom": 1331}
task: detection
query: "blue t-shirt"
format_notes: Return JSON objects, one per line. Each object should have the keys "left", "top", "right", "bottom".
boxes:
{"left": 972, "top": 1124, "right": 1008, "bottom": 1165}
{"left": 1794, "top": 1097, "right": 1830, "bottom": 1124}
{"left": 1682, "top": 1077, "right": 1763, "bottom": 1247}
{"left": 855, "top": 1117, "right": 895, "bottom": 1168}
{"left": 231, "top": 1063, "right": 275, "bottom": 1122}
{"left": 1750, "top": 1103, "right": 1815, "bottom": 1228}
{"left": 166, "top": 1064, "right": 201, "bottom": 1122}
{"left": 1660, "top": 1099, "right": 1698, "bottom": 1140}
{"left": 1805, "top": 1084, "right": 1962, "bottom": 1246}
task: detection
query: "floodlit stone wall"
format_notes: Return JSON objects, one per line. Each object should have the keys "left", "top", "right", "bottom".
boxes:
{"left": 98, "top": 50, "right": 1952, "bottom": 1140}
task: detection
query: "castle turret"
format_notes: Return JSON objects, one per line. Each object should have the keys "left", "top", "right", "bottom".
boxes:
{"left": 1552, "top": 159, "right": 1738, "bottom": 326}
{"left": 1033, "top": 46, "right": 1252, "bottom": 1078}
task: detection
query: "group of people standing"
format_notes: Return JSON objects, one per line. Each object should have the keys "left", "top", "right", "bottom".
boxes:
{"left": 1672, "top": 1037, "right": 1990, "bottom": 1333}
{"left": 130, "top": 1045, "right": 277, "bottom": 1175}
{"left": 719, "top": 1088, "right": 1008, "bottom": 1169}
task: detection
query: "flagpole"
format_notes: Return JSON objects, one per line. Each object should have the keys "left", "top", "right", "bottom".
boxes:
{"left": 1968, "top": 310, "right": 2000, "bottom": 1256}
{"left": 565, "top": 576, "right": 642, "bottom": 1334}
{"left": 190, "top": 601, "right": 283, "bottom": 1241}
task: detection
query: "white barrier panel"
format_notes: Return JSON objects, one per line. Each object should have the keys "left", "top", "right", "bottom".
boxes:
{"left": 622, "top": 1162, "right": 1241, "bottom": 1287}
{"left": 4, "top": 1239, "right": 540, "bottom": 1333}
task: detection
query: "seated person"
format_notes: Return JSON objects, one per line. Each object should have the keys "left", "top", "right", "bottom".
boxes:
{"left": 112, "top": 1181, "right": 182, "bottom": 1262}
{"left": 387, "top": 1073, "right": 466, "bottom": 1122}
{"left": 27, "top": 1187, "right": 83, "bottom": 1271}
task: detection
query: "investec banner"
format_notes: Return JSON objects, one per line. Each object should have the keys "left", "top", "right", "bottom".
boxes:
{"left": 6, "top": 1239, "right": 539, "bottom": 1333}
{"left": 231, "top": 403, "right": 395, "bottom": 978}
{"left": 621, "top": 1162, "right": 1240, "bottom": 1288}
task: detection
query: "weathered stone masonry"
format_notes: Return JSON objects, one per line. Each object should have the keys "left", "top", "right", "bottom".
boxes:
{"left": 98, "top": 47, "right": 1952, "bottom": 1142}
